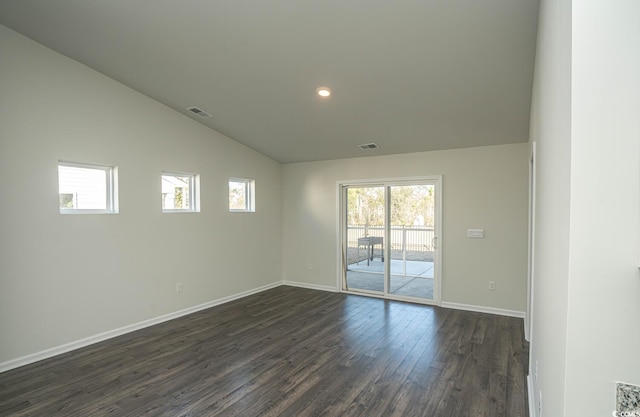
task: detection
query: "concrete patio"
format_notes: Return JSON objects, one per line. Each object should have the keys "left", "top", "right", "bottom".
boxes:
{"left": 346, "top": 259, "right": 434, "bottom": 299}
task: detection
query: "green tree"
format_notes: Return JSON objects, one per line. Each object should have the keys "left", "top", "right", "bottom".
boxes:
{"left": 347, "top": 185, "right": 434, "bottom": 227}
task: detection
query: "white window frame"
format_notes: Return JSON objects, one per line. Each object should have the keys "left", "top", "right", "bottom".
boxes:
{"left": 229, "top": 178, "right": 255, "bottom": 212}
{"left": 58, "top": 161, "right": 118, "bottom": 214}
{"left": 161, "top": 171, "right": 200, "bottom": 213}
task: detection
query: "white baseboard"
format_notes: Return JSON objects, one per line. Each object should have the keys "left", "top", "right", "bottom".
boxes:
{"left": 0, "top": 281, "right": 282, "bottom": 373}
{"left": 528, "top": 374, "right": 536, "bottom": 417}
{"left": 441, "top": 301, "right": 525, "bottom": 318}
{"left": 282, "top": 280, "right": 338, "bottom": 293}
{"left": 1, "top": 282, "right": 524, "bottom": 374}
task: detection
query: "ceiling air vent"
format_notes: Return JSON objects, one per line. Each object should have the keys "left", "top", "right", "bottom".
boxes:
{"left": 358, "top": 143, "right": 379, "bottom": 150}
{"left": 187, "top": 106, "right": 212, "bottom": 118}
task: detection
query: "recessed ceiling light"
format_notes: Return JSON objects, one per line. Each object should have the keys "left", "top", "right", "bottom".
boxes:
{"left": 316, "top": 87, "right": 332, "bottom": 97}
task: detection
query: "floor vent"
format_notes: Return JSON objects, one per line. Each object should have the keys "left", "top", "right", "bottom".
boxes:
{"left": 358, "top": 143, "right": 379, "bottom": 150}
{"left": 187, "top": 107, "right": 212, "bottom": 118}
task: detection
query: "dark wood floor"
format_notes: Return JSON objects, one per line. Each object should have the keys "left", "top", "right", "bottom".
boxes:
{"left": 0, "top": 286, "right": 529, "bottom": 417}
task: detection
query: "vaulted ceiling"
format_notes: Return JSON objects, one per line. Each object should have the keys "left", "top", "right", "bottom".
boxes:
{"left": 0, "top": 0, "right": 539, "bottom": 163}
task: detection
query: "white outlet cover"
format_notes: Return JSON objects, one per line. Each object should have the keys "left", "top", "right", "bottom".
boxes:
{"left": 539, "top": 390, "right": 542, "bottom": 416}
{"left": 467, "top": 229, "right": 485, "bottom": 238}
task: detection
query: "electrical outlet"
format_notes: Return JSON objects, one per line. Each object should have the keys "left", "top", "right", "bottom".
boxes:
{"left": 176, "top": 282, "right": 183, "bottom": 293}
{"left": 539, "top": 391, "right": 542, "bottom": 417}
{"left": 489, "top": 281, "right": 496, "bottom": 291}
{"left": 306, "top": 263, "right": 313, "bottom": 271}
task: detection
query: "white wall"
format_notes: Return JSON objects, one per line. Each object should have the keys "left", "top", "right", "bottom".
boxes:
{"left": 0, "top": 25, "right": 282, "bottom": 366}
{"left": 529, "top": 1, "right": 640, "bottom": 416}
{"left": 564, "top": 1, "right": 640, "bottom": 415}
{"left": 282, "top": 143, "right": 529, "bottom": 312}
{"left": 527, "top": 0, "right": 573, "bottom": 416}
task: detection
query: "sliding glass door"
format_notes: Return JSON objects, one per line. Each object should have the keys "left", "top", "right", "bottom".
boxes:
{"left": 388, "top": 184, "right": 436, "bottom": 300}
{"left": 344, "top": 186, "right": 386, "bottom": 294}
{"left": 342, "top": 178, "right": 441, "bottom": 304}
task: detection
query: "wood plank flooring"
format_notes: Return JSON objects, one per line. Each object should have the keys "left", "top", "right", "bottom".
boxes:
{"left": 0, "top": 286, "right": 529, "bottom": 417}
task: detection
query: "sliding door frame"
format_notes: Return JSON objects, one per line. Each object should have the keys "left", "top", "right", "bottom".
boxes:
{"left": 336, "top": 175, "right": 443, "bottom": 305}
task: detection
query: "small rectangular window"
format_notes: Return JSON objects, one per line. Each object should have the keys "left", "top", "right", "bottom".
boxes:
{"left": 162, "top": 172, "right": 199, "bottom": 212}
{"left": 229, "top": 178, "right": 255, "bottom": 212}
{"left": 58, "top": 161, "right": 118, "bottom": 214}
